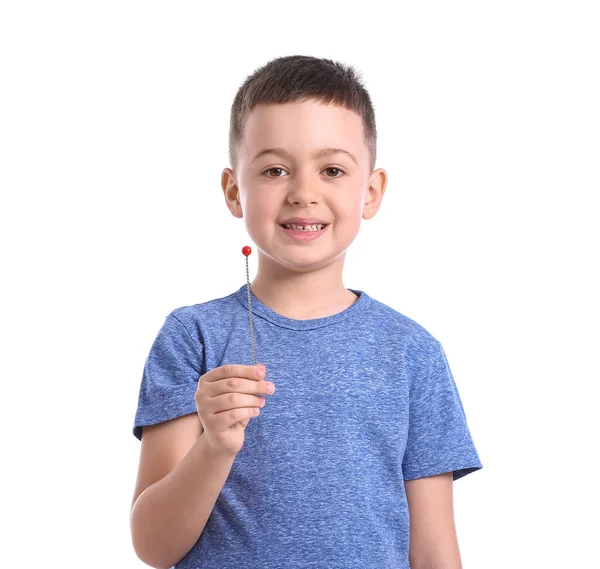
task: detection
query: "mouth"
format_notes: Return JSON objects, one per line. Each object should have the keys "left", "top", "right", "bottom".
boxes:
{"left": 279, "top": 223, "right": 329, "bottom": 231}
{"left": 279, "top": 222, "right": 330, "bottom": 241}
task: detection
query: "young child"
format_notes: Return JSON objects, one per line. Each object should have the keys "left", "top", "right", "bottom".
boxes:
{"left": 130, "top": 55, "right": 482, "bottom": 569}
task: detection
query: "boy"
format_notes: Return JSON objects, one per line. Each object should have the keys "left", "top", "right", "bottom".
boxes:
{"left": 130, "top": 55, "right": 482, "bottom": 569}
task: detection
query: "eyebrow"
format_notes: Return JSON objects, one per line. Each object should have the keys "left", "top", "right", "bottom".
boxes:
{"left": 250, "top": 147, "right": 358, "bottom": 166}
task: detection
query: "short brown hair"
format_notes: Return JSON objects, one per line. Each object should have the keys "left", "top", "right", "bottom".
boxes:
{"left": 228, "top": 55, "right": 377, "bottom": 174}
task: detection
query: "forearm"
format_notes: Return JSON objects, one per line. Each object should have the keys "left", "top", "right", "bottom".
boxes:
{"left": 130, "top": 434, "right": 236, "bottom": 569}
{"left": 409, "top": 561, "right": 462, "bottom": 569}
{"left": 409, "top": 549, "right": 462, "bottom": 569}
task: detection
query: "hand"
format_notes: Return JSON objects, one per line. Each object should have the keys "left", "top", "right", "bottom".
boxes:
{"left": 195, "top": 363, "right": 275, "bottom": 457}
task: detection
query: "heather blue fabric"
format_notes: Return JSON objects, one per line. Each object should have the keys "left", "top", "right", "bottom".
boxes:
{"left": 133, "top": 284, "right": 483, "bottom": 569}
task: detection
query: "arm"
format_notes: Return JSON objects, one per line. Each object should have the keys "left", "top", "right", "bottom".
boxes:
{"left": 405, "top": 472, "right": 462, "bottom": 569}
{"left": 130, "top": 414, "right": 236, "bottom": 569}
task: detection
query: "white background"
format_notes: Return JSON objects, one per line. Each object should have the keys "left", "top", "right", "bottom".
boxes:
{"left": 1, "top": 1, "right": 598, "bottom": 567}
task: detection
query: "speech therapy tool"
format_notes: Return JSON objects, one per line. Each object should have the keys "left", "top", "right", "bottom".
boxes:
{"left": 242, "top": 246, "right": 257, "bottom": 366}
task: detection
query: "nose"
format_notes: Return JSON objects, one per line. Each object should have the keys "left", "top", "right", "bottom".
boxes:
{"left": 286, "top": 174, "right": 320, "bottom": 206}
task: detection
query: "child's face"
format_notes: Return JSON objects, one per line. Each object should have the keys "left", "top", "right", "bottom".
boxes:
{"left": 222, "top": 99, "right": 387, "bottom": 272}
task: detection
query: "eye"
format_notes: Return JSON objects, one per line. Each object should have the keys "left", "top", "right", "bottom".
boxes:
{"left": 263, "top": 167, "right": 288, "bottom": 178}
{"left": 323, "top": 167, "right": 345, "bottom": 178}
{"left": 262, "top": 166, "right": 345, "bottom": 178}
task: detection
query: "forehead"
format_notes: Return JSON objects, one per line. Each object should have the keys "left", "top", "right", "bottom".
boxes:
{"left": 241, "top": 100, "right": 365, "bottom": 152}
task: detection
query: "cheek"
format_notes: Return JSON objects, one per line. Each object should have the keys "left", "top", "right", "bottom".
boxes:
{"left": 334, "top": 201, "right": 364, "bottom": 226}
{"left": 243, "top": 193, "right": 277, "bottom": 227}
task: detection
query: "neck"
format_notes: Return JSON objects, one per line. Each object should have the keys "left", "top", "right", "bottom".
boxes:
{"left": 249, "top": 251, "right": 358, "bottom": 320}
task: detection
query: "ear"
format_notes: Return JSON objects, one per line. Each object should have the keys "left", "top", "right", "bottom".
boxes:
{"left": 221, "top": 168, "right": 244, "bottom": 219}
{"left": 362, "top": 168, "right": 388, "bottom": 221}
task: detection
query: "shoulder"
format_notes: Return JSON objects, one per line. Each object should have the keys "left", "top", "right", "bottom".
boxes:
{"left": 364, "top": 293, "right": 442, "bottom": 362}
{"left": 170, "top": 289, "right": 237, "bottom": 320}
{"left": 166, "top": 289, "right": 240, "bottom": 339}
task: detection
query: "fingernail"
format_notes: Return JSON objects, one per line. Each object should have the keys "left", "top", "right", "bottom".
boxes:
{"left": 267, "top": 382, "right": 275, "bottom": 394}
{"left": 256, "top": 365, "right": 266, "bottom": 378}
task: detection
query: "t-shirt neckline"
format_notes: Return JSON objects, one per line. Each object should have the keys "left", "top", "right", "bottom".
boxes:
{"left": 234, "top": 284, "right": 370, "bottom": 330}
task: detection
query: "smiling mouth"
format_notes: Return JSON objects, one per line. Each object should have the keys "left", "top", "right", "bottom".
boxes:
{"left": 279, "top": 223, "right": 329, "bottom": 231}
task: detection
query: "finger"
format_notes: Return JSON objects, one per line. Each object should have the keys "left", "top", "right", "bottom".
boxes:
{"left": 210, "top": 404, "right": 261, "bottom": 432}
{"left": 205, "top": 363, "right": 266, "bottom": 383}
{"left": 209, "top": 391, "right": 266, "bottom": 415}
{"left": 211, "top": 375, "right": 275, "bottom": 397}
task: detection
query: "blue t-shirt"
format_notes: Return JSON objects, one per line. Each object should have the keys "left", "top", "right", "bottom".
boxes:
{"left": 133, "top": 284, "right": 483, "bottom": 568}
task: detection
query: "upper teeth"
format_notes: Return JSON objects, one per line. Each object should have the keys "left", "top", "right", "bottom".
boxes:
{"left": 283, "top": 223, "right": 326, "bottom": 231}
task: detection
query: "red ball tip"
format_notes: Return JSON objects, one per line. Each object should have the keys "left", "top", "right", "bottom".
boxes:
{"left": 242, "top": 246, "right": 252, "bottom": 256}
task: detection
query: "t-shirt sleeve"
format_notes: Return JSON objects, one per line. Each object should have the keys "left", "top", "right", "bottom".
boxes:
{"left": 132, "top": 311, "right": 204, "bottom": 441}
{"left": 402, "top": 341, "right": 483, "bottom": 481}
